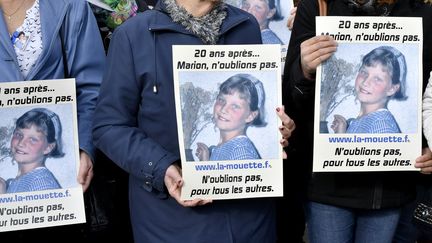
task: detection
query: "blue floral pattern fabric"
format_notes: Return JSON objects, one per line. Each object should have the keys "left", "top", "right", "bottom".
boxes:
{"left": 12, "top": 0, "right": 43, "bottom": 78}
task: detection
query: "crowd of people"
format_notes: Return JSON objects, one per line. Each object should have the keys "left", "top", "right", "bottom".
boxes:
{"left": 0, "top": 0, "right": 432, "bottom": 242}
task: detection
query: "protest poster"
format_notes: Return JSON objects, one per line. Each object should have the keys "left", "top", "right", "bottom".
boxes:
{"left": 0, "top": 79, "right": 85, "bottom": 231}
{"left": 173, "top": 45, "right": 283, "bottom": 200}
{"left": 313, "top": 17, "right": 423, "bottom": 172}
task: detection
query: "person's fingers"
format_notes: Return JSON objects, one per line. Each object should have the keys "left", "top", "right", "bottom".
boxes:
{"left": 82, "top": 167, "right": 93, "bottom": 192}
{"left": 416, "top": 158, "right": 432, "bottom": 170}
{"left": 276, "top": 107, "right": 295, "bottom": 144}
{"left": 300, "top": 36, "right": 338, "bottom": 76}
{"left": 287, "top": 7, "right": 297, "bottom": 29}
{"left": 301, "top": 35, "right": 337, "bottom": 54}
{"left": 77, "top": 152, "right": 94, "bottom": 192}
{"left": 414, "top": 148, "right": 432, "bottom": 174}
{"left": 416, "top": 160, "right": 432, "bottom": 174}
{"left": 166, "top": 177, "right": 183, "bottom": 203}
{"left": 302, "top": 46, "right": 337, "bottom": 70}
{"left": 181, "top": 198, "right": 212, "bottom": 207}
{"left": 199, "top": 199, "right": 213, "bottom": 205}
{"left": 334, "top": 114, "right": 344, "bottom": 119}
{"left": 279, "top": 126, "right": 292, "bottom": 140}
{"left": 280, "top": 138, "right": 289, "bottom": 147}
{"left": 276, "top": 106, "right": 296, "bottom": 131}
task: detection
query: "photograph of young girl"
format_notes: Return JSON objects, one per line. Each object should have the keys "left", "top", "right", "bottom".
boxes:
{"left": 179, "top": 71, "right": 279, "bottom": 162}
{"left": 0, "top": 105, "right": 78, "bottom": 194}
{"left": 228, "top": 0, "right": 292, "bottom": 44}
{"left": 319, "top": 43, "right": 419, "bottom": 134}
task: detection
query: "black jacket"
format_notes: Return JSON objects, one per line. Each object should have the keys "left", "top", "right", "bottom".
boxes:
{"left": 283, "top": 0, "right": 432, "bottom": 209}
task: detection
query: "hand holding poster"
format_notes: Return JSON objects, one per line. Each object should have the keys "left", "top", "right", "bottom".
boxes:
{"left": 173, "top": 45, "right": 283, "bottom": 200}
{"left": 314, "top": 17, "right": 423, "bottom": 172}
{"left": 0, "top": 79, "right": 85, "bottom": 232}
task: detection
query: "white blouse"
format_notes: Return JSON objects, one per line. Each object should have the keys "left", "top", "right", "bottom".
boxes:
{"left": 12, "top": 0, "right": 43, "bottom": 78}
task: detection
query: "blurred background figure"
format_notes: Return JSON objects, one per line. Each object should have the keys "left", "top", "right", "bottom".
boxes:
{"left": 241, "top": 0, "right": 284, "bottom": 44}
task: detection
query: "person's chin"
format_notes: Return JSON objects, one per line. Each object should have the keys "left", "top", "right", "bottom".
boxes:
{"left": 13, "top": 159, "right": 27, "bottom": 164}
{"left": 356, "top": 93, "right": 370, "bottom": 102}
{"left": 12, "top": 153, "right": 30, "bottom": 163}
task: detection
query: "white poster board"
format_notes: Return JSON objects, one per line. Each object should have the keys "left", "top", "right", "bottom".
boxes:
{"left": 0, "top": 79, "right": 85, "bottom": 231}
{"left": 173, "top": 45, "right": 283, "bottom": 200}
{"left": 313, "top": 17, "right": 423, "bottom": 172}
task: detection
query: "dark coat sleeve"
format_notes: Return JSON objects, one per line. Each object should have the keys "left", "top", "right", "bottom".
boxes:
{"left": 282, "top": 0, "right": 319, "bottom": 121}
{"left": 64, "top": 0, "right": 106, "bottom": 160}
{"left": 92, "top": 26, "right": 177, "bottom": 195}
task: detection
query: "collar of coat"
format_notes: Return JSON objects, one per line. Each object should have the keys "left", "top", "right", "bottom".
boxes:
{"left": 344, "top": 0, "right": 394, "bottom": 15}
{"left": 151, "top": 0, "right": 252, "bottom": 41}
{"left": 163, "top": 0, "right": 227, "bottom": 44}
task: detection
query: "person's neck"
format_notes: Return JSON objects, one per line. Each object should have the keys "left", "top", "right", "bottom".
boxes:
{"left": 17, "top": 161, "right": 44, "bottom": 176}
{"left": 219, "top": 130, "right": 245, "bottom": 144}
{"left": 260, "top": 22, "right": 269, "bottom": 31}
{"left": 175, "top": 0, "right": 217, "bottom": 17}
{"left": 0, "top": 0, "right": 16, "bottom": 6}
{"left": 0, "top": 0, "right": 27, "bottom": 12}
{"left": 359, "top": 103, "right": 386, "bottom": 117}
{"left": 1, "top": 0, "right": 35, "bottom": 34}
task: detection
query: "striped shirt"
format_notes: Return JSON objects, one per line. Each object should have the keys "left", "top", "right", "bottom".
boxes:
{"left": 347, "top": 109, "right": 401, "bottom": 133}
{"left": 6, "top": 167, "right": 61, "bottom": 193}
{"left": 210, "top": 135, "right": 261, "bottom": 160}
